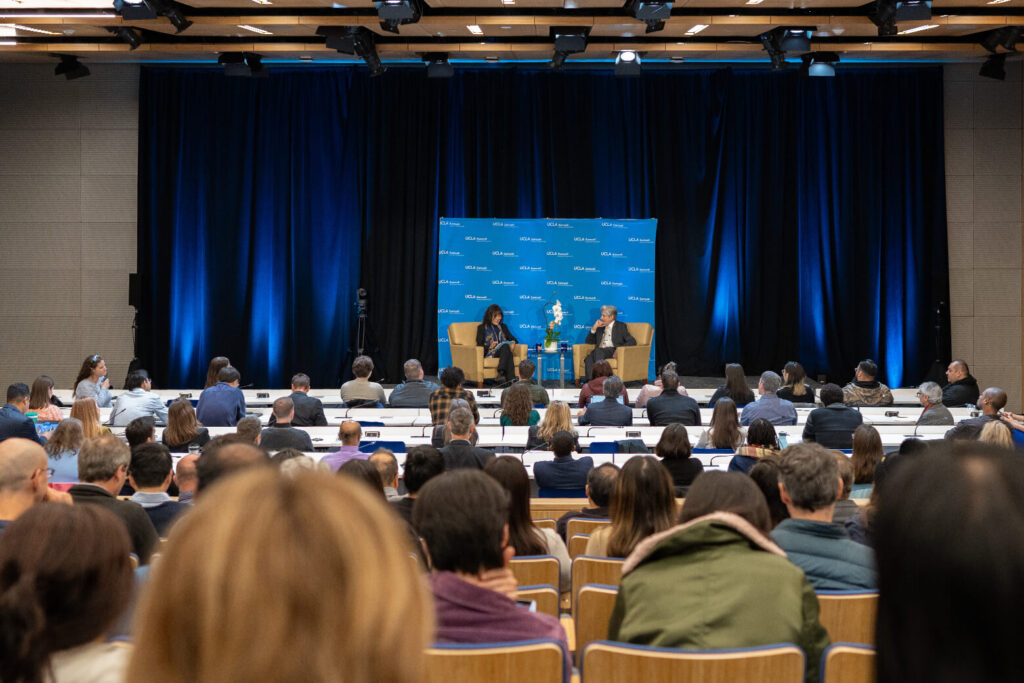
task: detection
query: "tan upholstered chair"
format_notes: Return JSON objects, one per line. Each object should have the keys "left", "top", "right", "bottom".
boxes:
{"left": 816, "top": 592, "right": 878, "bottom": 646}
{"left": 447, "top": 322, "right": 528, "bottom": 387}
{"left": 572, "top": 322, "right": 653, "bottom": 385}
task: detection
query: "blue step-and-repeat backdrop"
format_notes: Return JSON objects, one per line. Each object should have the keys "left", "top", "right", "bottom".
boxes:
{"left": 437, "top": 218, "right": 658, "bottom": 382}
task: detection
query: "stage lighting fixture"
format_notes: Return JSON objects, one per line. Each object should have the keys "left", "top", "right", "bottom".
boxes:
{"left": 760, "top": 27, "right": 812, "bottom": 70}
{"left": 54, "top": 54, "right": 90, "bottom": 80}
{"left": 106, "top": 25, "right": 142, "bottom": 49}
{"left": 870, "top": 0, "right": 898, "bottom": 37}
{"left": 424, "top": 52, "right": 454, "bottom": 78}
{"left": 895, "top": 0, "right": 931, "bottom": 20}
{"left": 112, "top": 0, "right": 156, "bottom": 20}
{"left": 551, "top": 50, "right": 568, "bottom": 70}
{"left": 551, "top": 26, "right": 589, "bottom": 54}
{"left": 614, "top": 50, "right": 642, "bottom": 76}
{"left": 801, "top": 51, "right": 839, "bottom": 77}
{"left": 218, "top": 52, "right": 268, "bottom": 77}
{"left": 628, "top": 0, "right": 672, "bottom": 33}
{"left": 980, "top": 52, "right": 1008, "bottom": 80}
{"left": 318, "top": 26, "right": 386, "bottom": 77}
{"left": 374, "top": 0, "right": 422, "bottom": 35}
{"left": 980, "top": 26, "right": 1020, "bottom": 53}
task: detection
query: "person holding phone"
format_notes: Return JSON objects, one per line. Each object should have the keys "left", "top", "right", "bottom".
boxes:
{"left": 475, "top": 304, "right": 517, "bottom": 385}
{"left": 73, "top": 354, "right": 112, "bottom": 408}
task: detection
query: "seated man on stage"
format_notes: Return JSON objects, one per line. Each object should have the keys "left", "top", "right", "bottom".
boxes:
{"left": 476, "top": 304, "right": 518, "bottom": 385}
{"left": 584, "top": 305, "right": 636, "bottom": 380}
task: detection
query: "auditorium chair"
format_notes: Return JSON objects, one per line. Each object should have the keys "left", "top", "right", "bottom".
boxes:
{"left": 447, "top": 322, "right": 528, "bottom": 387}
{"left": 574, "top": 584, "right": 619, "bottom": 664}
{"left": 581, "top": 641, "right": 805, "bottom": 683}
{"left": 510, "top": 556, "right": 560, "bottom": 590}
{"left": 516, "top": 584, "right": 561, "bottom": 618}
{"left": 424, "top": 640, "right": 566, "bottom": 683}
{"left": 570, "top": 557, "right": 623, "bottom": 618}
{"left": 572, "top": 322, "right": 653, "bottom": 385}
{"left": 568, "top": 534, "right": 590, "bottom": 559}
{"left": 816, "top": 591, "right": 878, "bottom": 646}
{"left": 820, "top": 644, "right": 876, "bottom": 683}
{"left": 565, "top": 518, "right": 611, "bottom": 538}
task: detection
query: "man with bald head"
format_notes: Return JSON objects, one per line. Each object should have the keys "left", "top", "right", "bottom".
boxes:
{"left": 946, "top": 387, "right": 1008, "bottom": 441}
{"left": 941, "top": 360, "right": 980, "bottom": 408}
{"left": 174, "top": 452, "right": 199, "bottom": 505}
{"left": 0, "top": 438, "right": 71, "bottom": 530}
{"left": 322, "top": 420, "right": 364, "bottom": 472}
{"left": 259, "top": 397, "right": 314, "bottom": 452}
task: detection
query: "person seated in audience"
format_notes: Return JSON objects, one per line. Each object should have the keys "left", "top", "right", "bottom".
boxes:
{"left": 694, "top": 397, "right": 746, "bottom": 449}
{"left": 162, "top": 398, "right": 211, "bottom": 452}
{"left": 126, "top": 416, "right": 156, "bottom": 449}
{"left": 578, "top": 375, "right": 633, "bottom": 427}
{"left": 110, "top": 369, "right": 169, "bottom": 426}
{"left": 340, "top": 458, "right": 386, "bottom": 498}
{"left": 44, "top": 418, "right": 84, "bottom": 483}
{"left": 634, "top": 362, "right": 688, "bottom": 409}
{"left": 578, "top": 360, "right": 629, "bottom": 408}
{"left": 842, "top": 359, "right": 893, "bottom": 406}
{"left": 70, "top": 397, "right": 109, "bottom": 439}
{"left": 771, "top": 443, "right": 876, "bottom": 590}
{"left": 0, "top": 383, "right": 46, "bottom": 445}
{"left": 269, "top": 372, "right": 327, "bottom": 426}
{"left": 655, "top": 423, "right": 703, "bottom": 493}
{"left": 499, "top": 383, "right": 539, "bottom": 426}
{"left": 873, "top": 437, "right": 928, "bottom": 492}
{"left": 196, "top": 365, "right": 247, "bottom": 426}
{"left": 850, "top": 424, "right": 882, "bottom": 499}
{"left": 389, "top": 359, "right": 440, "bottom": 408}
{"left": 979, "top": 420, "right": 1014, "bottom": 448}
{"left": 280, "top": 453, "right": 326, "bottom": 477}
{"left": 500, "top": 359, "right": 550, "bottom": 407}
{"left": 259, "top": 397, "right": 315, "bottom": 452}
{"left": 873, "top": 443, "right": 1024, "bottom": 682}
{"left": 270, "top": 447, "right": 306, "bottom": 465}
{"left": 414, "top": 469, "right": 570, "bottom": 678}
{"left": 740, "top": 371, "right": 797, "bottom": 426}
{"left": 728, "top": 418, "right": 779, "bottom": 474}
{"left": 128, "top": 442, "right": 190, "bottom": 537}
{"left": 370, "top": 447, "right": 403, "bottom": 501}
{"left": 235, "top": 416, "right": 262, "bottom": 445}
{"left": 801, "top": 382, "right": 863, "bottom": 449}
{"left": 533, "top": 430, "right": 594, "bottom": 493}
{"left": 431, "top": 398, "right": 481, "bottom": 447}
{"left": 607, "top": 471, "right": 829, "bottom": 683}
{"left": 777, "top": 361, "right": 816, "bottom": 404}
{"left": 195, "top": 437, "right": 268, "bottom": 496}
{"left": 585, "top": 455, "right": 676, "bottom": 558}
{"left": 485, "top": 456, "right": 571, "bottom": 591}
{"left": 322, "top": 420, "right": 364, "bottom": 472}
{"left": 556, "top": 462, "right": 619, "bottom": 540}
{"left": 915, "top": 381, "right": 954, "bottom": 425}
{"left": 69, "top": 434, "right": 158, "bottom": 564}
{"left": 27, "top": 375, "right": 63, "bottom": 423}
{"left": 525, "top": 400, "right": 580, "bottom": 451}
{"left": 748, "top": 455, "right": 789, "bottom": 529}
{"left": 130, "top": 468, "right": 432, "bottom": 682}
{"left": 0, "top": 503, "right": 133, "bottom": 682}
{"left": 477, "top": 304, "right": 519, "bottom": 385}
{"left": 0, "top": 438, "right": 71, "bottom": 529}
{"left": 204, "top": 355, "right": 230, "bottom": 389}
{"left": 941, "top": 358, "right": 980, "bottom": 408}
{"left": 174, "top": 452, "right": 199, "bottom": 504}
{"left": 946, "top": 387, "right": 1007, "bottom": 440}
{"left": 340, "top": 355, "right": 387, "bottom": 407}
{"left": 429, "top": 366, "right": 480, "bottom": 425}
{"left": 440, "top": 408, "right": 494, "bottom": 470}
{"left": 583, "top": 305, "right": 637, "bottom": 382}
{"left": 72, "top": 353, "right": 112, "bottom": 407}
{"left": 645, "top": 370, "right": 701, "bottom": 426}
{"left": 708, "top": 363, "right": 756, "bottom": 407}
{"left": 831, "top": 453, "right": 859, "bottom": 524}
{"left": 392, "top": 445, "right": 444, "bottom": 526}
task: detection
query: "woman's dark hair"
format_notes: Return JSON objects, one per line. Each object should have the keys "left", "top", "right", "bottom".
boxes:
{"left": 502, "top": 383, "right": 534, "bottom": 426}
{"left": 164, "top": 398, "right": 201, "bottom": 447}
{"left": 0, "top": 504, "right": 132, "bottom": 683}
{"left": 748, "top": 456, "right": 790, "bottom": 529}
{"left": 607, "top": 455, "right": 677, "bottom": 558}
{"left": 655, "top": 423, "right": 692, "bottom": 460}
{"left": 439, "top": 366, "right": 465, "bottom": 389}
{"left": 851, "top": 424, "right": 883, "bottom": 484}
{"left": 338, "top": 459, "right": 385, "bottom": 498}
{"left": 679, "top": 471, "right": 771, "bottom": 533}
{"left": 27, "top": 376, "right": 54, "bottom": 412}
{"left": 72, "top": 354, "right": 103, "bottom": 391}
{"left": 708, "top": 398, "right": 742, "bottom": 449}
{"left": 205, "top": 356, "right": 231, "bottom": 389}
{"left": 874, "top": 443, "right": 1024, "bottom": 682}
{"left": 746, "top": 418, "right": 779, "bottom": 449}
{"left": 782, "top": 361, "right": 808, "bottom": 396}
{"left": 591, "top": 360, "right": 613, "bottom": 381}
{"left": 723, "top": 363, "right": 755, "bottom": 404}
{"left": 484, "top": 456, "right": 546, "bottom": 556}
{"left": 481, "top": 304, "right": 503, "bottom": 326}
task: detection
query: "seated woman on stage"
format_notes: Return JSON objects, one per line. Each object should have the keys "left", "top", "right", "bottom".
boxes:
{"left": 578, "top": 360, "right": 629, "bottom": 408}
{"left": 476, "top": 304, "right": 517, "bottom": 384}
{"left": 525, "top": 401, "right": 580, "bottom": 451}
{"left": 708, "top": 363, "right": 755, "bottom": 407}
{"left": 500, "top": 383, "right": 539, "bottom": 426}
{"left": 777, "top": 361, "right": 816, "bottom": 404}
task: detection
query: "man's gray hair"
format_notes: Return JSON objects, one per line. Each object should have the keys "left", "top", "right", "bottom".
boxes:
{"left": 603, "top": 375, "right": 624, "bottom": 399}
{"left": 778, "top": 443, "right": 839, "bottom": 512}
{"left": 600, "top": 305, "right": 618, "bottom": 320}
{"left": 760, "top": 371, "right": 782, "bottom": 394}
{"left": 448, "top": 407, "right": 475, "bottom": 437}
{"left": 404, "top": 359, "right": 423, "bottom": 382}
{"left": 78, "top": 433, "right": 131, "bottom": 483}
{"left": 919, "top": 381, "right": 943, "bottom": 404}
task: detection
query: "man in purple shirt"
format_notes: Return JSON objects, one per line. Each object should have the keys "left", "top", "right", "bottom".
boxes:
{"left": 321, "top": 421, "right": 365, "bottom": 472}
{"left": 414, "top": 469, "right": 571, "bottom": 678}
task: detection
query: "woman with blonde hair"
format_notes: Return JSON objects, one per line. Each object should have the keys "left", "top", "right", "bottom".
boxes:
{"left": 129, "top": 469, "right": 433, "bottom": 682}
{"left": 45, "top": 418, "right": 85, "bottom": 483}
{"left": 526, "top": 400, "right": 580, "bottom": 450}
{"left": 161, "top": 398, "right": 210, "bottom": 453}
{"left": 28, "top": 375, "right": 63, "bottom": 422}
{"left": 777, "top": 361, "right": 815, "bottom": 404}
{"left": 586, "top": 455, "right": 677, "bottom": 558}
{"left": 69, "top": 397, "right": 108, "bottom": 439}
{"left": 980, "top": 420, "right": 1014, "bottom": 448}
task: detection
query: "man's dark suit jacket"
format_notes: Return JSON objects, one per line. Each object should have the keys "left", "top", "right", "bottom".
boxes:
{"left": 534, "top": 455, "right": 595, "bottom": 491}
{"left": 440, "top": 439, "right": 495, "bottom": 470}
{"left": 802, "top": 404, "right": 864, "bottom": 450}
{"left": 0, "top": 404, "right": 43, "bottom": 444}
{"left": 143, "top": 501, "right": 191, "bottom": 537}
{"left": 259, "top": 423, "right": 315, "bottom": 451}
{"left": 942, "top": 376, "right": 980, "bottom": 408}
{"left": 946, "top": 413, "right": 1000, "bottom": 441}
{"left": 646, "top": 393, "right": 702, "bottom": 426}
{"left": 69, "top": 484, "right": 159, "bottom": 564}
{"left": 269, "top": 391, "right": 327, "bottom": 427}
{"left": 584, "top": 322, "right": 637, "bottom": 348}
{"left": 578, "top": 399, "right": 633, "bottom": 426}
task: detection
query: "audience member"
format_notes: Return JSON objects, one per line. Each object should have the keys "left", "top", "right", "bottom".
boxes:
{"left": 646, "top": 371, "right": 701, "bottom": 426}
{"left": 0, "top": 438, "right": 71, "bottom": 528}
{"left": 586, "top": 455, "right": 676, "bottom": 558}
{"left": 771, "top": 443, "right": 876, "bottom": 590}
{"left": 340, "top": 355, "right": 387, "bottom": 406}
{"left": 204, "top": 355, "right": 230, "bottom": 389}
{"left": 634, "top": 362, "right": 687, "bottom": 408}
{"left": 694, "top": 397, "right": 746, "bottom": 449}
{"left": 44, "top": 418, "right": 84, "bottom": 483}
{"left": 69, "top": 434, "right": 158, "bottom": 563}
{"left": 174, "top": 452, "right": 199, "bottom": 504}
{"left": 608, "top": 471, "right": 829, "bottom": 683}
{"left": 414, "top": 469, "right": 570, "bottom": 677}
{"left": 740, "top": 371, "right": 797, "bottom": 426}
{"left": 0, "top": 504, "right": 133, "bottom": 682}
{"left": 500, "top": 359, "right": 550, "bottom": 407}
{"left": 392, "top": 445, "right": 444, "bottom": 526}
{"left": 259, "top": 397, "right": 315, "bottom": 451}
{"left": 728, "top": 418, "right": 779, "bottom": 474}
{"left": 110, "top": 369, "right": 168, "bottom": 426}
{"left": 500, "top": 383, "right": 539, "bottom": 426}
{"left": 872, "top": 437, "right": 929, "bottom": 494}
{"left": 72, "top": 353, "right": 112, "bottom": 407}
{"left": 430, "top": 398, "right": 481, "bottom": 447}
{"left": 941, "top": 359, "right": 980, "bottom": 407}
{"left": 322, "top": 420, "right": 364, "bottom": 472}
{"left": 429, "top": 366, "right": 480, "bottom": 425}
{"left": 578, "top": 360, "right": 630, "bottom": 408}
{"left": 130, "top": 469, "right": 432, "bottom": 682}
{"left": 161, "top": 398, "right": 211, "bottom": 452}
{"left": 578, "top": 376, "right": 633, "bottom": 427}
{"left": 196, "top": 365, "right": 247, "bottom": 426}
{"left": 850, "top": 424, "right": 882, "bottom": 499}
{"left": 339, "top": 458, "right": 386, "bottom": 498}
{"left": 842, "top": 359, "right": 893, "bottom": 406}
{"left": 708, "top": 363, "right": 756, "bottom": 407}
{"left": 831, "top": 453, "right": 859, "bottom": 524}
{"left": 269, "top": 373, "right": 327, "bottom": 426}
{"left": 801, "top": 383, "right": 863, "bottom": 449}
{"left": 0, "top": 383, "right": 46, "bottom": 444}
{"left": 370, "top": 448, "right": 402, "bottom": 501}
{"left": 655, "top": 423, "right": 703, "bottom": 492}
{"left": 70, "top": 397, "right": 108, "bottom": 439}
{"left": 270, "top": 447, "right": 306, "bottom": 465}
{"left": 128, "top": 442, "right": 190, "bottom": 536}
{"left": 485, "top": 456, "right": 571, "bottom": 591}
{"left": 946, "top": 387, "right": 1007, "bottom": 440}
{"left": 235, "top": 416, "right": 262, "bottom": 445}
{"left": 979, "top": 420, "right": 1014, "bottom": 448}
{"left": 280, "top": 454, "right": 325, "bottom": 477}
{"left": 27, "top": 375, "right": 62, "bottom": 422}
{"left": 748, "top": 455, "right": 789, "bottom": 529}
{"left": 389, "top": 359, "right": 440, "bottom": 408}
{"left": 555, "top": 462, "right": 619, "bottom": 540}
{"left": 125, "top": 415, "right": 156, "bottom": 449}
{"left": 777, "top": 361, "right": 815, "bottom": 404}
{"left": 195, "top": 438, "right": 268, "bottom": 495}
{"left": 533, "top": 430, "right": 594, "bottom": 493}
{"left": 525, "top": 400, "right": 580, "bottom": 451}
{"left": 440, "top": 408, "right": 494, "bottom": 470}
{"left": 915, "top": 381, "right": 954, "bottom": 425}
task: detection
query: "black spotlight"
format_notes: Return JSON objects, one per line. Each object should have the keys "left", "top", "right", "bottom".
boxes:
{"left": 980, "top": 52, "right": 1008, "bottom": 80}
{"left": 106, "top": 25, "right": 142, "bottom": 50}
{"left": 895, "top": 0, "right": 931, "bottom": 21}
{"left": 760, "top": 27, "right": 813, "bottom": 69}
{"left": 424, "top": 52, "right": 454, "bottom": 78}
{"left": 614, "top": 50, "right": 642, "bottom": 76}
{"left": 550, "top": 26, "right": 589, "bottom": 69}
{"left": 54, "top": 54, "right": 90, "bottom": 80}
{"left": 218, "top": 52, "right": 268, "bottom": 78}
{"left": 317, "top": 26, "right": 386, "bottom": 77}
{"left": 112, "top": 0, "right": 156, "bottom": 20}
{"left": 980, "top": 26, "right": 1021, "bottom": 54}
{"left": 627, "top": 0, "right": 672, "bottom": 33}
{"left": 801, "top": 51, "right": 839, "bottom": 77}
{"left": 374, "top": 0, "right": 422, "bottom": 35}
{"left": 163, "top": 4, "right": 192, "bottom": 33}
{"left": 870, "top": 0, "right": 898, "bottom": 37}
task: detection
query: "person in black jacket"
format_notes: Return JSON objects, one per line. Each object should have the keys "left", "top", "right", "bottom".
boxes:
{"left": 802, "top": 383, "right": 863, "bottom": 450}
{"left": 476, "top": 304, "right": 518, "bottom": 384}
{"left": 439, "top": 407, "right": 495, "bottom": 470}
{"left": 0, "top": 384, "right": 45, "bottom": 445}
{"left": 583, "top": 305, "right": 637, "bottom": 380}
{"left": 578, "top": 376, "right": 633, "bottom": 427}
{"left": 941, "top": 360, "right": 981, "bottom": 408}
{"left": 259, "top": 397, "right": 314, "bottom": 452}
{"left": 269, "top": 373, "right": 327, "bottom": 427}
{"left": 656, "top": 423, "right": 703, "bottom": 493}
{"left": 646, "top": 371, "right": 702, "bottom": 426}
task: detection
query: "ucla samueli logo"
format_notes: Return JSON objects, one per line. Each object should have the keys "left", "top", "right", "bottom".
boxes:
{"left": 628, "top": 296, "right": 653, "bottom": 303}
{"left": 465, "top": 265, "right": 490, "bottom": 271}
{"left": 439, "top": 250, "right": 462, "bottom": 256}
{"left": 490, "top": 280, "right": 515, "bottom": 286}
{"left": 573, "top": 266, "right": 598, "bottom": 272}
{"left": 465, "top": 294, "right": 489, "bottom": 301}
{"left": 545, "top": 280, "right": 570, "bottom": 286}
{"left": 628, "top": 267, "right": 652, "bottom": 272}
{"left": 438, "top": 279, "right": 462, "bottom": 285}
{"left": 519, "top": 295, "right": 543, "bottom": 301}
{"left": 601, "top": 222, "right": 626, "bottom": 228}
{"left": 465, "top": 236, "right": 490, "bottom": 242}
{"left": 573, "top": 237, "right": 599, "bottom": 243}
{"left": 520, "top": 266, "right": 543, "bottom": 271}
{"left": 546, "top": 251, "right": 570, "bottom": 257}
{"left": 438, "top": 309, "right": 462, "bottom": 314}
{"left": 600, "top": 281, "right": 624, "bottom": 287}
{"left": 600, "top": 252, "right": 625, "bottom": 258}
{"left": 547, "top": 222, "right": 572, "bottom": 228}
{"left": 492, "top": 221, "right": 516, "bottom": 228}
{"left": 520, "top": 236, "right": 544, "bottom": 242}
{"left": 573, "top": 295, "right": 598, "bottom": 302}
{"left": 628, "top": 237, "right": 653, "bottom": 243}
{"left": 491, "top": 251, "right": 517, "bottom": 257}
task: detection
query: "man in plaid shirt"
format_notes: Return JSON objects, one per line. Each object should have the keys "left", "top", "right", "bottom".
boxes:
{"left": 429, "top": 366, "right": 480, "bottom": 425}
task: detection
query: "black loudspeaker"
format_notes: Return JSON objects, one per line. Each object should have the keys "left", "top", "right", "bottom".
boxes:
{"left": 128, "top": 273, "right": 141, "bottom": 309}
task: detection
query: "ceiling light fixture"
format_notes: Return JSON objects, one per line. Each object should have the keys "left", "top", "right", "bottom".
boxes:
{"left": 614, "top": 49, "right": 642, "bottom": 76}
{"left": 317, "top": 25, "right": 386, "bottom": 76}
{"left": 3, "top": 24, "right": 58, "bottom": 35}
{"left": 375, "top": 0, "right": 422, "bottom": 35}
{"left": 800, "top": 50, "right": 839, "bottom": 76}
{"left": 424, "top": 52, "right": 454, "bottom": 78}
{"left": 237, "top": 24, "right": 272, "bottom": 34}
{"left": 980, "top": 25, "right": 1021, "bottom": 52}
{"left": 106, "top": 25, "right": 142, "bottom": 48}
{"left": 628, "top": 0, "right": 672, "bottom": 34}
{"left": 760, "top": 26, "right": 814, "bottom": 69}
{"left": 112, "top": 0, "right": 191, "bottom": 32}
{"left": 218, "top": 51, "right": 268, "bottom": 78}
{"left": 685, "top": 24, "right": 708, "bottom": 36}
{"left": 467, "top": 24, "right": 483, "bottom": 35}
{"left": 897, "top": 23, "right": 937, "bottom": 34}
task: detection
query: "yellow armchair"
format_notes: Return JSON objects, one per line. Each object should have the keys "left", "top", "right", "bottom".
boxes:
{"left": 572, "top": 322, "right": 653, "bottom": 385}
{"left": 447, "top": 322, "right": 528, "bottom": 387}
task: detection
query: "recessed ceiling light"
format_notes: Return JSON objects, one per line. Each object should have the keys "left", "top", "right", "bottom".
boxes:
{"left": 897, "top": 23, "right": 938, "bottom": 34}
{"left": 670, "top": 55, "right": 685, "bottom": 62}
{"left": 252, "top": 0, "right": 272, "bottom": 4}
{"left": 746, "top": 0, "right": 764, "bottom": 4}
{"left": 467, "top": 24, "right": 483, "bottom": 34}
{"left": 0, "top": 41, "right": 15, "bottom": 45}
{"left": 987, "top": 0, "right": 1011, "bottom": 4}
{"left": 500, "top": 25, "right": 511, "bottom": 29}
{"left": 685, "top": 24, "right": 708, "bottom": 35}
{"left": 501, "top": 0, "right": 515, "bottom": 5}
{"left": 1, "top": 23, "right": 58, "bottom": 35}
{"left": 237, "top": 24, "right": 272, "bottom": 34}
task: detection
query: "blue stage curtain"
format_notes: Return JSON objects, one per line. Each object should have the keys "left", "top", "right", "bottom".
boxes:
{"left": 138, "top": 66, "right": 947, "bottom": 388}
